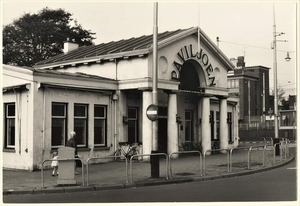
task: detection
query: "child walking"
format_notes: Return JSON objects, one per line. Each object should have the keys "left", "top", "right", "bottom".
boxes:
{"left": 51, "top": 151, "right": 59, "bottom": 176}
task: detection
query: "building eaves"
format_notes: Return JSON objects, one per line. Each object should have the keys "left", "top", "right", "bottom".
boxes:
{"left": 33, "top": 68, "right": 116, "bottom": 82}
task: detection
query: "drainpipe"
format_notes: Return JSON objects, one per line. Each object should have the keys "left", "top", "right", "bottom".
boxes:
{"left": 42, "top": 87, "right": 45, "bottom": 155}
{"left": 112, "top": 93, "right": 118, "bottom": 152}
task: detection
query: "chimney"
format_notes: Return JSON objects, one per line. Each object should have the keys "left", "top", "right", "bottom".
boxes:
{"left": 63, "top": 38, "right": 79, "bottom": 54}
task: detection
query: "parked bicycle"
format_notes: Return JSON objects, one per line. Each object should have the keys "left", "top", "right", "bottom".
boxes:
{"left": 114, "top": 142, "right": 142, "bottom": 161}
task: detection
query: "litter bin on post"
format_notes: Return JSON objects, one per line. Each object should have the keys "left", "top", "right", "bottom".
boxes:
{"left": 273, "top": 138, "right": 280, "bottom": 156}
{"left": 57, "top": 147, "right": 76, "bottom": 185}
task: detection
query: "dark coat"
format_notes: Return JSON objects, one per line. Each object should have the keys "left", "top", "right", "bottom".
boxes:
{"left": 66, "top": 138, "right": 78, "bottom": 155}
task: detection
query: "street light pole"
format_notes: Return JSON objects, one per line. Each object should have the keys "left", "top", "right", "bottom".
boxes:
{"left": 151, "top": 2, "right": 159, "bottom": 178}
{"left": 272, "top": 8, "right": 279, "bottom": 139}
{"left": 272, "top": 5, "right": 288, "bottom": 155}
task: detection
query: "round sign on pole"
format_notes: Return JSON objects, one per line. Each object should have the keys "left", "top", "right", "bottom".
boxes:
{"left": 146, "top": 104, "right": 158, "bottom": 121}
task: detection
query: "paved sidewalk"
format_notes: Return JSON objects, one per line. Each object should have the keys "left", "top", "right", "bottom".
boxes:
{"left": 2, "top": 147, "right": 296, "bottom": 195}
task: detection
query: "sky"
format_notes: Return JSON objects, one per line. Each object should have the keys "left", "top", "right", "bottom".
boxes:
{"left": 1, "top": 0, "right": 298, "bottom": 97}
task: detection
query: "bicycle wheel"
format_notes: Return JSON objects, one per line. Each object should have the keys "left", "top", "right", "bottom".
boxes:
{"left": 114, "top": 149, "right": 122, "bottom": 161}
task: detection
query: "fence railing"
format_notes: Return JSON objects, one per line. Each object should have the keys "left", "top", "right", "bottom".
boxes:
{"left": 40, "top": 140, "right": 291, "bottom": 187}
{"left": 239, "top": 122, "right": 275, "bottom": 130}
{"left": 41, "top": 158, "right": 84, "bottom": 189}
{"left": 86, "top": 156, "right": 128, "bottom": 186}
{"left": 129, "top": 153, "right": 169, "bottom": 183}
{"left": 169, "top": 151, "right": 202, "bottom": 178}
{"left": 203, "top": 149, "right": 230, "bottom": 176}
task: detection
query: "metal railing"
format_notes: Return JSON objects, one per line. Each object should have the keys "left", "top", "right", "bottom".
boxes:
{"left": 229, "top": 146, "right": 249, "bottom": 172}
{"left": 247, "top": 145, "right": 271, "bottom": 169}
{"left": 129, "top": 153, "right": 169, "bottom": 183}
{"left": 86, "top": 156, "right": 128, "bottom": 186}
{"left": 203, "top": 149, "right": 230, "bottom": 176}
{"left": 41, "top": 158, "right": 84, "bottom": 188}
{"left": 168, "top": 151, "right": 202, "bottom": 179}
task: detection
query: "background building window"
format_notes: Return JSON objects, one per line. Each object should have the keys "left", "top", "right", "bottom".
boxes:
{"left": 185, "top": 110, "right": 193, "bottom": 141}
{"left": 74, "top": 104, "right": 88, "bottom": 147}
{"left": 51, "top": 103, "right": 67, "bottom": 147}
{"left": 5, "top": 103, "right": 16, "bottom": 148}
{"left": 94, "top": 105, "right": 106, "bottom": 146}
{"left": 128, "top": 107, "right": 138, "bottom": 143}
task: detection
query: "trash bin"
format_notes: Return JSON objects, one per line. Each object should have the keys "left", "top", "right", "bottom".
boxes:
{"left": 150, "top": 150, "right": 160, "bottom": 178}
{"left": 273, "top": 138, "right": 280, "bottom": 156}
{"left": 57, "top": 147, "right": 76, "bottom": 185}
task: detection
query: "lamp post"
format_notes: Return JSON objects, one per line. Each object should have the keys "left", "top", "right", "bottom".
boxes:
{"left": 272, "top": 5, "right": 287, "bottom": 155}
{"left": 151, "top": 2, "right": 159, "bottom": 178}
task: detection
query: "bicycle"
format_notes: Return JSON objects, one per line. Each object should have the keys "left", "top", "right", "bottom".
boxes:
{"left": 114, "top": 142, "right": 142, "bottom": 161}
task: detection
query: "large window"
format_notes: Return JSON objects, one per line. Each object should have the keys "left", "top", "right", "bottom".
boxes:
{"left": 5, "top": 103, "right": 16, "bottom": 148}
{"left": 185, "top": 110, "right": 193, "bottom": 141}
{"left": 74, "top": 104, "right": 88, "bottom": 147}
{"left": 51, "top": 103, "right": 67, "bottom": 147}
{"left": 94, "top": 105, "right": 107, "bottom": 146}
{"left": 128, "top": 107, "right": 138, "bottom": 143}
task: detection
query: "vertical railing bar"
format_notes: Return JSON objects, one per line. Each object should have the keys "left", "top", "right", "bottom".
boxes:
{"left": 130, "top": 153, "right": 168, "bottom": 183}
{"left": 169, "top": 151, "right": 202, "bottom": 179}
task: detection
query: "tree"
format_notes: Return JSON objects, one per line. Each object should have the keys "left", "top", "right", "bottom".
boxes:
{"left": 3, "top": 7, "right": 96, "bottom": 67}
{"left": 270, "top": 85, "right": 286, "bottom": 106}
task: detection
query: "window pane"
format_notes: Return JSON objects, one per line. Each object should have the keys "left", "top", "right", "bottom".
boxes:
{"left": 94, "top": 119, "right": 105, "bottom": 144}
{"left": 52, "top": 104, "right": 65, "bottom": 116}
{"left": 7, "top": 119, "right": 15, "bottom": 146}
{"left": 94, "top": 106, "right": 105, "bottom": 117}
{"left": 74, "top": 105, "right": 86, "bottom": 117}
{"left": 128, "top": 108, "right": 137, "bottom": 119}
{"left": 74, "top": 119, "right": 86, "bottom": 145}
{"left": 7, "top": 104, "right": 15, "bottom": 116}
{"left": 51, "top": 118, "right": 65, "bottom": 146}
{"left": 185, "top": 121, "right": 191, "bottom": 141}
{"left": 128, "top": 120, "right": 137, "bottom": 143}
{"left": 158, "top": 107, "right": 168, "bottom": 116}
{"left": 185, "top": 111, "right": 191, "bottom": 120}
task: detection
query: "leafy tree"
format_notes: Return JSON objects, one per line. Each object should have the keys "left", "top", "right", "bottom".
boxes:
{"left": 270, "top": 85, "right": 286, "bottom": 106}
{"left": 3, "top": 7, "right": 96, "bottom": 67}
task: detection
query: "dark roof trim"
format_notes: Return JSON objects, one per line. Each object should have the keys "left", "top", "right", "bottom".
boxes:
{"left": 33, "top": 68, "right": 116, "bottom": 81}
{"left": 41, "top": 83, "right": 116, "bottom": 94}
{"left": 3, "top": 84, "right": 30, "bottom": 93}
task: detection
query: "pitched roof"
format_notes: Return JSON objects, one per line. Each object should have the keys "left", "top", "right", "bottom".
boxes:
{"left": 35, "top": 28, "right": 189, "bottom": 66}
{"left": 34, "top": 27, "right": 234, "bottom": 71}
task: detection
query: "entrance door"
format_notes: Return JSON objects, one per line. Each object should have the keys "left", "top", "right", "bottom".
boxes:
{"left": 158, "top": 118, "right": 168, "bottom": 153}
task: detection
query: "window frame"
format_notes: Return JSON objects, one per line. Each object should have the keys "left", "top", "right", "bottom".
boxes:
{"left": 51, "top": 102, "right": 67, "bottom": 148}
{"left": 127, "top": 107, "right": 139, "bottom": 143}
{"left": 5, "top": 103, "right": 16, "bottom": 149}
{"left": 74, "top": 104, "right": 88, "bottom": 148}
{"left": 94, "top": 105, "right": 107, "bottom": 147}
{"left": 185, "top": 110, "right": 194, "bottom": 142}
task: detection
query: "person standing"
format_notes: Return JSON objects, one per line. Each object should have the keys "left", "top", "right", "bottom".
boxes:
{"left": 51, "top": 151, "right": 59, "bottom": 176}
{"left": 66, "top": 131, "right": 80, "bottom": 175}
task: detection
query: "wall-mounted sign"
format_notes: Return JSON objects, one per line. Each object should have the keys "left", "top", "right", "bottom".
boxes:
{"left": 173, "top": 44, "right": 216, "bottom": 86}
{"left": 146, "top": 104, "right": 158, "bottom": 121}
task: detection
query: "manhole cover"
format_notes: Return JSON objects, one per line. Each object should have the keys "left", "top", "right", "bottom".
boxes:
{"left": 175, "top": 172, "right": 195, "bottom": 176}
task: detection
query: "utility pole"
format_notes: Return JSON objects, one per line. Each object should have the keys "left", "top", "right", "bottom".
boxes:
{"left": 151, "top": 2, "right": 159, "bottom": 178}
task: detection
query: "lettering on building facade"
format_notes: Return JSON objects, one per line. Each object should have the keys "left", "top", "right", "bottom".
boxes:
{"left": 173, "top": 44, "right": 216, "bottom": 86}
